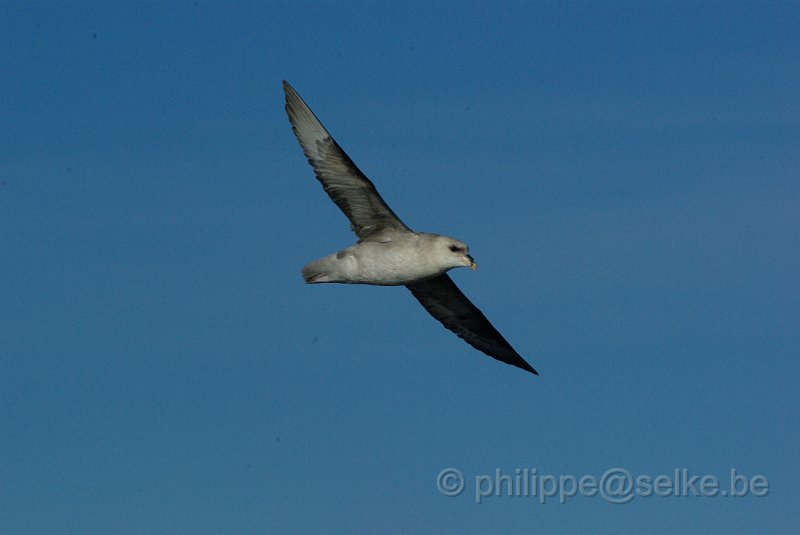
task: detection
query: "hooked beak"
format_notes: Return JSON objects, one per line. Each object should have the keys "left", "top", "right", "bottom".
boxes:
{"left": 466, "top": 254, "right": 477, "bottom": 271}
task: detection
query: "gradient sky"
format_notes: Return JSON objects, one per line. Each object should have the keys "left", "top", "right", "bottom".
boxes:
{"left": 2, "top": 1, "right": 798, "bottom": 533}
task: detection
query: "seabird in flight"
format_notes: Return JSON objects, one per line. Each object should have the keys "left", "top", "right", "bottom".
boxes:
{"left": 283, "top": 81, "right": 537, "bottom": 376}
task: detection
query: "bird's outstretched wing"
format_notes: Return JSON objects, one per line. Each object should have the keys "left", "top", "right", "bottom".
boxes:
{"left": 283, "top": 81, "right": 410, "bottom": 240}
{"left": 406, "top": 274, "right": 538, "bottom": 375}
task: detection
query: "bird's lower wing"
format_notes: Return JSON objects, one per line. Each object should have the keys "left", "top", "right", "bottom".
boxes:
{"left": 406, "top": 274, "right": 538, "bottom": 375}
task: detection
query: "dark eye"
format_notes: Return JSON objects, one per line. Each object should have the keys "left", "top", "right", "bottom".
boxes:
{"left": 449, "top": 245, "right": 462, "bottom": 252}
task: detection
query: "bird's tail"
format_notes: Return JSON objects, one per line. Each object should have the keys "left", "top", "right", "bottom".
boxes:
{"left": 302, "top": 256, "right": 334, "bottom": 283}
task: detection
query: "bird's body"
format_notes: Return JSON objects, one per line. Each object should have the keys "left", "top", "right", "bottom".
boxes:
{"left": 303, "top": 232, "right": 473, "bottom": 285}
{"left": 283, "top": 80, "right": 538, "bottom": 376}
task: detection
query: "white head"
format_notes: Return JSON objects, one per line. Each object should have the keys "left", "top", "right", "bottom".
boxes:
{"left": 429, "top": 235, "right": 477, "bottom": 273}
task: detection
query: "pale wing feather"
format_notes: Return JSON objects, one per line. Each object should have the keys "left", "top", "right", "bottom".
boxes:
{"left": 283, "top": 81, "right": 410, "bottom": 240}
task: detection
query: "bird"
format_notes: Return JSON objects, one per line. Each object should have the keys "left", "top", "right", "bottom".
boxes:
{"left": 283, "top": 81, "right": 537, "bottom": 376}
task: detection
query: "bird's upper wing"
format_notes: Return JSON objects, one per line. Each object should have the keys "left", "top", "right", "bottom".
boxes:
{"left": 283, "top": 81, "right": 411, "bottom": 241}
{"left": 406, "top": 274, "right": 538, "bottom": 375}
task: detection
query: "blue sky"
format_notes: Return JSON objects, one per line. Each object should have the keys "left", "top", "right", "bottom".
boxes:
{"left": 2, "top": 1, "right": 798, "bottom": 533}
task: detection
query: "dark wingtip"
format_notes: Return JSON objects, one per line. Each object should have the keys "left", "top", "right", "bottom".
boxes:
{"left": 510, "top": 352, "right": 538, "bottom": 376}
{"left": 523, "top": 362, "right": 539, "bottom": 376}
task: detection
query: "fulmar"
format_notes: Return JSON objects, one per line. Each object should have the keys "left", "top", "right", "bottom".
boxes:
{"left": 284, "top": 81, "right": 538, "bottom": 376}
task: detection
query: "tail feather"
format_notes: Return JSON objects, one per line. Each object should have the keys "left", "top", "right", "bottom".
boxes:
{"left": 302, "top": 257, "right": 333, "bottom": 283}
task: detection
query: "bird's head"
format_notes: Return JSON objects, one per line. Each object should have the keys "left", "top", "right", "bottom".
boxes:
{"left": 435, "top": 236, "right": 477, "bottom": 272}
